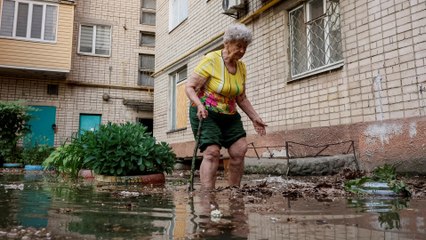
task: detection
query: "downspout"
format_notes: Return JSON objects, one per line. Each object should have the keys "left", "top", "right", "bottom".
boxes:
{"left": 152, "top": 0, "right": 283, "bottom": 77}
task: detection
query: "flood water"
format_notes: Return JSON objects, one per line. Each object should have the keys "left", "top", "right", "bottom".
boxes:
{"left": 0, "top": 172, "right": 425, "bottom": 240}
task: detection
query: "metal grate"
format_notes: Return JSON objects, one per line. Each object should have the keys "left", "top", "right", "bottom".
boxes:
{"left": 290, "top": 0, "right": 342, "bottom": 78}
{"left": 47, "top": 84, "right": 58, "bottom": 95}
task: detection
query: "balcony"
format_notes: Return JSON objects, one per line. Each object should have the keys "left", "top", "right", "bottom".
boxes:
{"left": 0, "top": 0, "right": 75, "bottom": 79}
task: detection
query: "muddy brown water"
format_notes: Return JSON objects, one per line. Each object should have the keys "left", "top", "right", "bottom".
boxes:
{"left": 0, "top": 171, "right": 425, "bottom": 240}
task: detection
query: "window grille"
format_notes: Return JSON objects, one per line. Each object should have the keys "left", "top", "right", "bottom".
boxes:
{"left": 138, "top": 54, "right": 155, "bottom": 87}
{"left": 289, "top": 0, "right": 342, "bottom": 79}
{"left": 0, "top": 0, "right": 57, "bottom": 41}
{"left": 47, "top": 84, "right": 59, "bottom": 95}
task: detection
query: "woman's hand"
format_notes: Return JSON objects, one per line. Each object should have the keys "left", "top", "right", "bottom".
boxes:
{"left": 252, "top": 117, "right": 267, "bottom": 136}
{"left": 197, "top": 104, "right": 208, "bottom": 120}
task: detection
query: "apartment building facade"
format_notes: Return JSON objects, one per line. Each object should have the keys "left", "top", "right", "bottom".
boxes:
{"left": 0, "top": 0, "right": 156, "bottom": 146}
{"left": 154, "top": 0, "right": 426, "bottom": 173}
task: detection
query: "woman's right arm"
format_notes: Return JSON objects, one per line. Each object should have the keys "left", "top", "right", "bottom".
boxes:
{"left": 185, "top": 73, "right": 208, "bottom": 119}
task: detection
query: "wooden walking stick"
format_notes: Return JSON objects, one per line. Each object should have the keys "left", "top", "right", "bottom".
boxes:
{"left": 189, "top": 119, "right": 203, "bottom": 192}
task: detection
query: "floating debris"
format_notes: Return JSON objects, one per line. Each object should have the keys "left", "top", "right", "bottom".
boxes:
{"left": 0, "top": 183, "right": 24, "bottom": 190}
{"left": 118, "top": 191, "right": 140, "bottom": 197}
{"left": 210, "top": 209, "right": 223, "bottom": 222}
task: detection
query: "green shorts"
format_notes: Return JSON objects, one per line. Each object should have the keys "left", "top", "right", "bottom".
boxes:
{"left": 190, "top": 106, "right": 246, "bottom": 152}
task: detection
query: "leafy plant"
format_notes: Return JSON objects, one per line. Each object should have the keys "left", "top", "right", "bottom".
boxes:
{"left": 22, "top": 143, "right": 55, "bottom": 165}
{"left": 0, "top": 101, "right": 34, "bottom": 163}
{"left": 344, "top": 164, "right": 410, "bottom": 196}
{"left": 42, "top": 134, "right": 87, "bottom": 179}
{"left": 82, "top": 122, "right": 176, "bottom": 176}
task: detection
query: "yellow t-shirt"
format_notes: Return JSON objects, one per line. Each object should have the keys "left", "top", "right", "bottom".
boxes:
{"left": 193, "top": 50, "right": 246, "bottom": 114}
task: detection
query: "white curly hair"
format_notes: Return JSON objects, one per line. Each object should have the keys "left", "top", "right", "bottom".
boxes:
{"left": 223, "top": 23, "right": 252, "bottom": 44}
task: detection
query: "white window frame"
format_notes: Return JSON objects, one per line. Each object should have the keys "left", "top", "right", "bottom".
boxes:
{"left": 168, "top": 66, "right": 187, "bottom": 130}
{"left": 289, "top": 0, "right": 343, "bottom": 80}
{"left": 0, "top": 0, "right": 58, "bottom": 43}
{"left": 168, "top": 0, "right": 188, "bottom": 32}
{"left": 77, "top": 24, "right": 112, "bottom": 57}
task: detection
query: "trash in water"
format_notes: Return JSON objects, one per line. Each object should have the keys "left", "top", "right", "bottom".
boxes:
{"left": 0, "top": 183, "right": 24, "bottom": 190}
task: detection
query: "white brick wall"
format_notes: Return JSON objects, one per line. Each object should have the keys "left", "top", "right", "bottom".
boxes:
{"left": 154, "top": 0, "right": 426, "bottom": 150}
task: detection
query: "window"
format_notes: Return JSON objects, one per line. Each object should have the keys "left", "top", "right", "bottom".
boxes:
{"left": 0, "top": 0, "right": 58, "bottom": 41}
{"left": 169, "top": 67, "right": 188, "bottom": 130}
{"left": 78, "top": 24, "right": 111, "bottom": 56}
{"left": 140, "top": 31, "right": 155, "bottom": 47}
{"left": 289, "top": 0, "right": 343, "bottom": 79}
{"left": 140, "top": 0, "right": 156, "bottom": 25}
{"left": 138, "top": 54, "right": 154, "bottom": 87}
{"left": 168, "top": 0, "right": 188, "bottom": 31}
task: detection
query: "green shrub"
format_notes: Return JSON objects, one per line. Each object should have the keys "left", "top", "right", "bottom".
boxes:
{"left": 42, "top": 133, "right": 87, "bottom": 179}
{"left": 43, "top": 122, "right": 176, "bottom": 178}
{"left": 82, "top": 122, "right": 176, "bottom": 176}
{"left": 22, "top": 143, "right": 55, "bottom": 165}
{"left": 0, "top": 101, "right": 34, "bottom": 163}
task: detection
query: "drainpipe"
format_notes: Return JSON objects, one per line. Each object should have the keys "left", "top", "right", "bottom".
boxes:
{"left": 152, "top": 0, "right": 283, "bottom": 77}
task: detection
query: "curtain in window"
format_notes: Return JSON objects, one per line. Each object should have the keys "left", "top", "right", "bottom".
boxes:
{"left": 16, "top": 2, "right": 29, "bottom": 37}
{"left": 290, "top": 7, "right": 307, "bottom": 76}
{"left": 44, "top": 5, "right": 57, "bottom": 41}
{"left": 80, "top": 25, "right": 93, "bottom": 53}
{"left": 0, "top": 0, "right": 15, "bottom": 36}
{"left": 169, "top": 0, "right": 188, "bottom": 30}
{"left": 95, "top": 25, "right": 111, "bottom": 55}
{"left": 30, "top": 4, "right": 43, "bottom": 39}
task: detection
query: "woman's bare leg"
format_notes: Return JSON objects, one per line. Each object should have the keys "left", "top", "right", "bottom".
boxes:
{"left": 200, "top": 144, "right": 221, "bottom": 190}
{"left": 227, "top": 137, "right": 248, "bottom": 187}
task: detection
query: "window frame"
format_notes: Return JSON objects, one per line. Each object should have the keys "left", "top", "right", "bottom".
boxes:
{"left": 138, "top": 53, "right": 155, "bottom": 87}
{"left": 0, "top": 0, "right": 58, "bottom": 43}
{"left": 168, "top": 0, "right": 188, "bottom": 32}
{"left": 77, "top": 23, "right": 112, "bottom": 57}
{"left": 140, "top": 0, "right": 156, "bottom": 26}
{"left": 168, "top": 66, "right": 188, "bottom": 131}
{"left": 289, "top": 0, "right": 344, "bottom": 81}
{"left": 139, "top": 31, "right": 155, "bottom": 47}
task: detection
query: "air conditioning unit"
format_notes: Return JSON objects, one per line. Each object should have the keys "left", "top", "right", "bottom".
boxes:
{"left": 222, "top": 0, "right": 247, "bottom": 18}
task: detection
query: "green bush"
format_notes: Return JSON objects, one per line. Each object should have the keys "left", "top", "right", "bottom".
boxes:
{"left": 22, "top": 143, "right": 55, "bottom": 165}
{"left": 82, "top": 122, "right": 176, "bottom": 176}
{"left": 0, "top": 101, "right": 34, "bottom": 163}
{"left": 43, "top": 122, "right": 176, "bottom": 178}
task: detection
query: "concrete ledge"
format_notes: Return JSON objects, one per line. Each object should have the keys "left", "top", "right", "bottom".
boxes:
{"left": 244, "top": 154, "right": 358, "bottom": 176}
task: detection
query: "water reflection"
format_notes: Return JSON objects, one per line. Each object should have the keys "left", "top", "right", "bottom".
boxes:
{"left": 189, "top": 191, "right": 249, "bottom": 239}
{"left": 347, "top": 197, "right": 409, "bottom": 230}
{"left": 0, "top": 173, "right": 426, "bottom": 239}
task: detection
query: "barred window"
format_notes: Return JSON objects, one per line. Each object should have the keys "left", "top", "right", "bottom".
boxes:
{"left": 289, "top": 0, "right": 343, "bottom": 79}
{"left": 138, "top": 54, "right": 154, "bottom": 87}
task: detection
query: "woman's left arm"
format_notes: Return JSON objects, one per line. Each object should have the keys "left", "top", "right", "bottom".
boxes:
{"left": 237, "top": 92, "right": 267, "bottom": 136}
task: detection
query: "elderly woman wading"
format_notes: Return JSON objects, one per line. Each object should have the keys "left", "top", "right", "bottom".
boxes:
{"left": 185, "top": 23, "right": 267, "bottom": 191}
